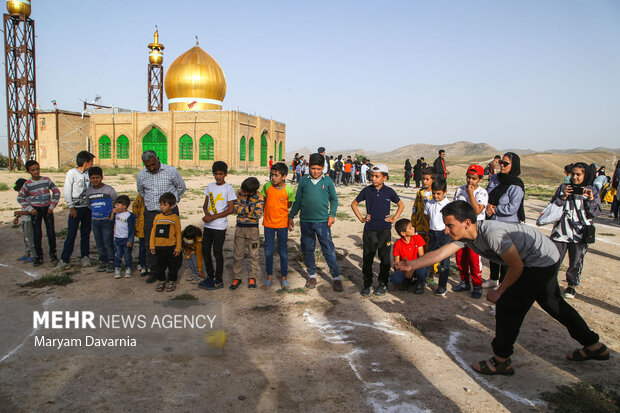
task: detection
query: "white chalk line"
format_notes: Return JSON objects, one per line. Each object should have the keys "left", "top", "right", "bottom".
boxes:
{"left": 446, "top": 331, "right": 545, "bottom": 408}
{"left": 0, "top": 262, "right": 39, "bottom": 278}
{"left": 304, "top": 312, "right": 430, "bottom": 413}
{"left": 0, "top": 297, "right": 54, "bottom": 363}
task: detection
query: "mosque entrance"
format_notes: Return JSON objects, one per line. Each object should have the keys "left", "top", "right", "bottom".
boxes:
{"left": 142, "top": 127, "right": 168, "bottom": 164}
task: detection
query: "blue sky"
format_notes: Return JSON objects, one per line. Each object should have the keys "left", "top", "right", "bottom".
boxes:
{"left": 1, "top": 0, "right": 619, "bottom": 154}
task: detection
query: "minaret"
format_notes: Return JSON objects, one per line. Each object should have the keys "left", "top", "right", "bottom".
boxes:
{"left": 147, "top": 27, "right": 164, "bottom": 112}
{"left": 4, "top": 0, "right": 36, "bottom": 169}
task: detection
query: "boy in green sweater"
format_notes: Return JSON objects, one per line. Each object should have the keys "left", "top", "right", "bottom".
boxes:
{"left": 288, "top": 153, "right": 343, "bottom": 292}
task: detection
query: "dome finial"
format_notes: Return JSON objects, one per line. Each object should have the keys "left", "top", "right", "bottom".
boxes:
{"left": 154, "top": 25, "right": 159, "bottom": 43}
{"left": 195, "top": 35, "right": 199, "bottom": 46}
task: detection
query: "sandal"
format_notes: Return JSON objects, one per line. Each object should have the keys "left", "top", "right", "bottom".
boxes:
{"left": 166, "top": 281, "right": 176, "bottom": 292}
{"left": 472, "top": 357, "right": 515, "bottom": 376}
{"left": 281, "top": 279, "right": 291, "bottom": 290}
{"left": 261, "top": 279, "right": 272, "bottom": 290}
{"left": 229, "top": 279, "right": 242, "bottom": 290}
{"left": 567, "top": 344, "right": 610, "bottom": 361}
{"left": 248, "top": 277, "right": 257, "bottom": 289}
{"left": 155, "top": 281, "right": 166, "bottom": 292}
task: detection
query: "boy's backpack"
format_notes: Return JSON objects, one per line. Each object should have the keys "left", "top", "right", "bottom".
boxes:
{"left": 334, "top": 160, "right": 343, "bottom": 172}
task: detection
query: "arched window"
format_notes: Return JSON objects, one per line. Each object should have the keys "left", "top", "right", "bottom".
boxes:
{"left": 261, "top": 134, "right": 268, "bottom": 166}
{"left": 249, "top": 137, "right": 255, "bottom": 162}
{"left": 99, "top": 135, "right": 111, "bottom": 159}
{"left": 142, "top": 127, "right": 168, "bottom": 164}
{"left": 240, "top": 136, "right": 246, "bottom": 161}
{"left": 199, "top": 134, "right": 214, "bottom": 160}
{"left": 117, "top": 135, "right": 129, "bottom": 159}
{"left": 179, "top": 135, "right": 193, "bottom": 160}
{"left": 279, "top": 142, "right": 283, "bottom": 161}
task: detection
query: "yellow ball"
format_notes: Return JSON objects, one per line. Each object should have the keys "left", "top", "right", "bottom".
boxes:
{"left": 204, "top": 329, "right": 227, "bottom": 350}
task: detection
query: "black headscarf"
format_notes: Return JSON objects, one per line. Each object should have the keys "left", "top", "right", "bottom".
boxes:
{"left": 488, "top": 152, "right": 526, "bottom": 222}
{"left": 404, "top": 159, "right": 412, "bottom": 172}
{"left": 570, "top": 162, "right": 595, "bottom": 188}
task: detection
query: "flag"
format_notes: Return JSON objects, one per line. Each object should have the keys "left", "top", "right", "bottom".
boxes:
{"left": 188, "top": 101, "right": 197, "bottom": 109}
{"left": 51, "top": 100, "right": 57, "bottom": 107}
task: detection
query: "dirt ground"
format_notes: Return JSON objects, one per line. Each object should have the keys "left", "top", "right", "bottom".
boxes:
{"left": 0, "top": 170, "right": 618, "bottom": 412}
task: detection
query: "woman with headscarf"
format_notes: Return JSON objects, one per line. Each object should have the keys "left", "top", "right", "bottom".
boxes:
{"left": 610, "top": 160, "right": 620, "bottom": 220}
{"left": 404, "top": 159, "right": 412, "bottom": 188}
{"left": 482, "top": 152, "right": 525, "bottom": 288}
{"left": 550, "top": 162, "right": 601, "bottom": 299}
{"left": 413, "top": 159, "right": 423, "bottom": 188}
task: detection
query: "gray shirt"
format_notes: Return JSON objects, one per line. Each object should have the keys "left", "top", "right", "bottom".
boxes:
{"left": 453, "top": 220, "right": 559, "bottom": 268}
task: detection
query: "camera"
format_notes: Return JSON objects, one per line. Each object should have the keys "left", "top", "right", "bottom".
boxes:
{"left": 570, "top": 185, "right": 584, "bottom": 195}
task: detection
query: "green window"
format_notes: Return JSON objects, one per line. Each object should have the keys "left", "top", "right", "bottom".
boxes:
{"left": 142, "top": 127, "right": 168, "bottom": 164}
{"left": 117, "top": 135, "right": 129, "bottom": 159}
{"left": 279, "top": 142, "right": 283, "bottom": 161}
{"left": 99, "top": 135, "right": 111, "bottom": 159}
{"left": 199, "top": 134, "right": 214, "bottom": 160}
{"left": 249, "top": 137, "right": 255, "bottom": 161}
{"left": 240, "top": 136, "right": 246, "bottom": 161}
{"left": 273, "top": 140, "right": 277, "bottom": 160}
{"left": 179, "top": 135, "right": 193, "bottom": 160}
{"left": 261, "top": 134, "right": 268, "bottom": 166}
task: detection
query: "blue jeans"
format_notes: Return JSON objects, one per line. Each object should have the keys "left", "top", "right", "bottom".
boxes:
{"left": 264, "top": 227, "right": 288, "bottom": 276}
{"left": 138, "top": 237, "right": 147, "bottom": 268}
{"left": 92, "top": 219, "right": 114, "bottom": 263}
{"left": 300, "top": 221, "right": 339, "bottom": 279}
{"left": 114, "top": 237, "right": 133, "bottom": 268}
{"left": 390, "top": 268, "right": 429, "bottom": 285}
{"left": 60, "top": 207, "right": 91, "bottom": 263}
{"left": 429, "top": 229, "right": 451, "bottom": 288}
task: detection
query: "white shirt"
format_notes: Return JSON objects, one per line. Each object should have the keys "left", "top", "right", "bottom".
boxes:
{"left": 424, "top": 198, "right": 450, "bottom": 231}
{"left": 203, "top": 183, "right": 237, "bottom": 230}
{"left": 115, "top": 211, "right": 131, "bottom": 238}
{"left": 453, "top": 185, "right": 489, "bottom": 222}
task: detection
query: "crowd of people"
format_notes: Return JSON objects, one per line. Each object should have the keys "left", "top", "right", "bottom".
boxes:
{"left": 11, "top": 146, "right": 613, "bottom": 374}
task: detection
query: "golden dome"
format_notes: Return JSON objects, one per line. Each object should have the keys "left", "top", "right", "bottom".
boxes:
{"left": 164, "top": 44, "right": 226, "bottom": 111}
{"left": 148, "top": 28, "right": 164, "bottom": 65}
{"left": 7, "top": 0, "right": 31, "bottom": 17}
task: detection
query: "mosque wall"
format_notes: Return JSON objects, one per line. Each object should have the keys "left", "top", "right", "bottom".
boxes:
{"left": 35, "top": 110, "right": 91, "bottom": 169}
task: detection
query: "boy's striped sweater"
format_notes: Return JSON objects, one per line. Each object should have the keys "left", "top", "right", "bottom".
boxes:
{"left": 17, "top": 177, "right": 61, "bottom": 211}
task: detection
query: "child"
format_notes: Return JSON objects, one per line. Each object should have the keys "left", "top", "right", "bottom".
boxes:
{"left": 132, "top": 194, "right": 148, "bottom": 276}
{"left": 13, "top": 178, "right": 34, "bottom": 263}
{"left": 56, "top": 150, "right": 95, "bottom": 270}
{"left": 85, "top": 167, "right": 117, "bottom": 273}
{"left": 198, "top": 161, "right": 237, "bottom": 290}
{"left": 269, "top": 155, "right": 274, "bottom": 170}
{"left": 410, "top": 167, "right": 439, "bottom": 282}
{"left": 351, "top": 163, "right": 404, "bottom": 296}
{"left": 182, "top": 225, "right": 204, "bottom": 284}
{"left": 111, "top": 195, "right": 136, "bottom": 278}
{"left": 230, "top": 177, "right": 264, "bottom": 289}
{"left": 424, "top": 179, "right": 451, "bottom": 296}
{"left": 295, "top": 162, "right": 302, "bottom": 184}
{"left": 150, "top": 192, "right": 182, "bottom": 292}
{"left": 288, "top": 153, "right": 342, "bottom": 291}
{"left": 261, "top": 163, "right": 294, "bottom": 289}
{"left": 389, "top": 218, "right": 429, "bottom": 294}
{"left": 452, "top": 165, "right": 488, "bottom": 298}
{"left": 17, "top": 160, "right": 61, "bottom": 266}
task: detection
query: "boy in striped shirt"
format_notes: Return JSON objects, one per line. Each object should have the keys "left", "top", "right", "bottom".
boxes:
{"left": 17, "top": 160, "right": 61, "bottom": 266}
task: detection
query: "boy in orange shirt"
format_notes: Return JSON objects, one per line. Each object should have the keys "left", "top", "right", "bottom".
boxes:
{"left": 261, "top": 162, "right": 295, "bottom": 289}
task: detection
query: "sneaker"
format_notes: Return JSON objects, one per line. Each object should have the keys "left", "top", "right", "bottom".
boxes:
{"left": 106, "top": 262, "right": 115, "bottom": 273}
{"left": 248, "top": 278, "right": 257, "bottom": 289}
{"left": 81, "top": 256, "right": 91, "bottom": 267}
{"left": 124, "top": 267, "right": 132, "bottom": 278}
{"left": 434, "top": 286, "right": 447, "bottom": 296}
{"left": 564, "top": 286, "right": 576, "bottom": 299}
{"left": 191, "top": 275, "right": 203, "bottom": 284}
{"left": 49, "top": 253, "right": 59, "bottom": 264}
{"left": 97, "top": 262, "right": 107, "bottom": 272}
{"left": 414, "top": 281, "right": 425, "bottom": 295}
{"left": 452, "top": 281, "right": 471, "bottom": 292}
{"left": 229, "top": 279, "right": 242, "bottom": 290}
{"left": 53, "top": 260, "right": 70, "bottom": 271}
{"left": 24, "top": 256, "right": 34, "bottom": 263}
{"left": 198, "top": 278, "right": 215, "bottom": 290}
{"left": 471, "top": 285, "right": 482, "bottom": 299}
{"left": 17, "top": 255, "right": 28, "bottom": 261}
{"left": 140, "top": 267, "right": 148, "bottom": 277}
{"left": 33, "top": 257, "right": 43, "bottom": 267}
{"left": 360, "top": 286, "right": 371, "bottom": 296}
{"left": 146, "top": 274, "right": 158, "bottom": 284}
{"left": 333, "top": 279, "right": 343, "bottom": 292}
{"left": 114, "top": 268, "right": 122, "bottom": 279}
{"left": 211, "top": 278, "right": 224, "bottom": 290}
{"left": 306, "top": 277, "right": 317, "bottom": 289}
{"left": 482, "top": 279, "right": 499, "bottom": 288}
{"left": 187, "top": 272, "right": 196, "bottom": 281}
{"left": 374, "top": 283, "right": 387, "bottom": 296}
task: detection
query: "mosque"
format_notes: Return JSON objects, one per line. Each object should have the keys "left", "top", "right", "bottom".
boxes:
{"left": 35, "top": 30, "right": 286, "bottom": 170}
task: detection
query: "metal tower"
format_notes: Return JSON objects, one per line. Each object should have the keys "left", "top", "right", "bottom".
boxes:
{"left": 4, "top": 1, "right": 36, "bottom": 169}
{"left": 147, "top": 27, "right": 164, "bottom": 112}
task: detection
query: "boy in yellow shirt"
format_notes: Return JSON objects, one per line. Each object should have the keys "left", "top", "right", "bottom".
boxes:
{"left": 150, "top": 192, "right": 182, "bottom": 292}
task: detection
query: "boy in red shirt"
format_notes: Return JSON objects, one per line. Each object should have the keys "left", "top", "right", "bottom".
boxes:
{"left": 389, "top": 218, "right": 430, "bottom": 294}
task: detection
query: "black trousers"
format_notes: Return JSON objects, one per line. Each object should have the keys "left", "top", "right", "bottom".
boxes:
{"left": 155, "top": 246, "right": 183, "bottom": 282}
{"left": 489, "top": 261, "right": 508, "bottom": 282}
{"left": 32, "top": 206, "right": 56, "bottom": 259}
{"left": 203, "top": 228, "right": 227, "bottom": 279}
{"left": 429, "top": 230, "right": 451, "bottom": 288}
{"left": 362, "top": 228, "right": 392, "bottom": 287}
{"left": 404, "top": 174, "right": 411, "bottom": 187}
{"left": 493, "top": 263, "right": 599, "bottom": 358}
{"left": 143, "top": 206, "right": 179, "bottom": 274}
